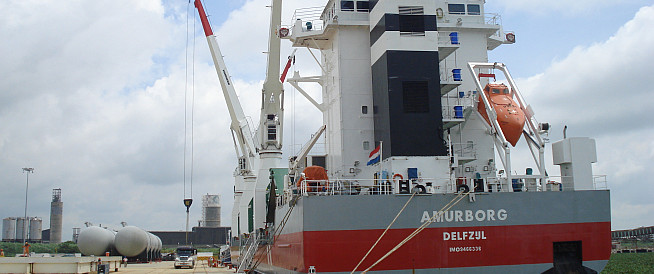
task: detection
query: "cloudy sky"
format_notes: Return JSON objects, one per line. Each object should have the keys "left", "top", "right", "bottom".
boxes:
{"left": 1, "top": 0, "right": 652, "bottom": 241}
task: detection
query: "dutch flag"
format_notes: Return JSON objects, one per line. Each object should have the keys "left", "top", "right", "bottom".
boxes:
{"left": 367, "top": 145, "right": 381, "bottom": 166}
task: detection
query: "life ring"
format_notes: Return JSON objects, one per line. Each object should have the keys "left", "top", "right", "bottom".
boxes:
{"left": 506, "top": 33, "right": 516, "bottom": 43}
{"left": 436, "top": 8, "right": 444, "bottom": 18}
{"left": 393, "top": 174, "right": 403, "bottom": 181}
{"left": 279, "top": 27, "right": 290, "bottom": 38}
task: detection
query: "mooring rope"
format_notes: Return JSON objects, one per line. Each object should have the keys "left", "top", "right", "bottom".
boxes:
{"left": 360, "top": 192, "right": 471, "bottom": 273}
{"left": 351, "top": 190, "right": 418, "bottom": 274}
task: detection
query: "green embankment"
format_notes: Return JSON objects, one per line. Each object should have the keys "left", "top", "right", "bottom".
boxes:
{"left": 0, "top": 241, "right": 79, "bottom": 257}
{"left": 602, "top": 253, "right": 654, "bottom": 273}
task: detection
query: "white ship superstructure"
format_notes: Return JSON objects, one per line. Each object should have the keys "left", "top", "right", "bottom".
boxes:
{"left": 287, "top": 0, "right": 519, "bottom": 189}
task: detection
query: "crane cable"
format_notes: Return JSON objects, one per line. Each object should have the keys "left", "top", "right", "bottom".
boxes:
{"left": 351, "top": 189, "right": 418, "bottom": 274}
{"left": 360, "top": 191, "right": 471, "bottom": 274}
{"left": 183, "top": 0, "right": 197, "bottom": 244}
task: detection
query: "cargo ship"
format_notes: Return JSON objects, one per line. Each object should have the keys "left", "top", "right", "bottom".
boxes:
{"left": 193, "top": 0, "right": 611, "bottom": 273}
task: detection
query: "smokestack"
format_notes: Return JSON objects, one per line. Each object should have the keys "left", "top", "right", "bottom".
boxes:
{"left": 49, "top": 188, "right": 63, "bottom": 243}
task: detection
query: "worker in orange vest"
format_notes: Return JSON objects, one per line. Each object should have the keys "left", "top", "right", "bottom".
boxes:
{"left": 0, "top": 248, "right": 5, "bottom": 257}
{"left": 23, "top": 242, "right": 30, "bottom": 256}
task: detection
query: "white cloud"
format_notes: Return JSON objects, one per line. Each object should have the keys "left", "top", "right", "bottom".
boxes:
{"left": 0, "top": 0, "right": 328, "bottom": 239}
{"left": 513, "top": 5, "right": 654, "bottom": 229}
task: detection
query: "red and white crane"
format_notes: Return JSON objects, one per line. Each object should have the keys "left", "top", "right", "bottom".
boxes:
{"left": 194, "top": 0, "right": 284, "bottom": 238}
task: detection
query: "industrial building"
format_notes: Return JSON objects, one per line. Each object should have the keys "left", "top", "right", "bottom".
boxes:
{"left": 200, "top": 194, "right": 221, "bottom": 227}
{"left": 150, "top": 226, "right": 229, "bottom": 248}
{"left": 2, "top": 188, "right": 63, "bottom": 244}
{"left": 612, "top": 226, "right": 654, "bottom": 240}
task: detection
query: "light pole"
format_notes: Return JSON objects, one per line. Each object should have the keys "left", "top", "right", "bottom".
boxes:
{"left": 22, "top": 167, "right": 34, "bottom": 243}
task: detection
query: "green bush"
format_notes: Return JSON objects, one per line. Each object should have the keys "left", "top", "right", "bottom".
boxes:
{"left": 0, "top": 242, "right": 80, "bottom": 257}
{"left": 602, "top": 253, "right": 654, "bottom": 273}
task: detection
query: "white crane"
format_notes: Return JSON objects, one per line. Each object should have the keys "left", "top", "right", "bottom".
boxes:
{"left": 194, "top": 0, "right": 285, "bottom": 237}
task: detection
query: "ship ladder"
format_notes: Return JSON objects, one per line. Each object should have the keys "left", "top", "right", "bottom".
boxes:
{"left": 359, "top": 192, "right": 471, "bottom": 274}
{"left": 249, "top": 195, "right": 302, "bottom": 271}
{"left": 237, "top": 232, "right": 261, "bottom": 273}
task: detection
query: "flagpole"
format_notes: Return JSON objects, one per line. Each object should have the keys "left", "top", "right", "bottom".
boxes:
{"left": 379, "top": 141, "right": 383, "bottom": 186}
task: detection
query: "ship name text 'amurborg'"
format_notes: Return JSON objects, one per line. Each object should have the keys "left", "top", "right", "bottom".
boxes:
{"left": 421, "top": 209, "right": 508, "bottom": 223}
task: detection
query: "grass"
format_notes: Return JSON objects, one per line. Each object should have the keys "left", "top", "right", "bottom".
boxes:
{"left": 0, "top": 241, "right": 80, "bottom": 257}
{"left": 602, "top": 252, "right": 654, "bottom": 273}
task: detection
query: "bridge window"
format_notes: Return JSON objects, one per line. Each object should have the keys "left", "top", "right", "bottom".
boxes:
{"left": 341, "top": 1, "right": 354, "bottom": 11}
{"left": 399, "top": 6, "right": 425, "bottom": 36}
{"left": 448, "top": 4, "right": 465, "bottom": 15}
{"left": 467, "top": 4, "right": 481, "bottom": 15}
{"left": 356, "top": 1, "right": 369, "bottom": 12}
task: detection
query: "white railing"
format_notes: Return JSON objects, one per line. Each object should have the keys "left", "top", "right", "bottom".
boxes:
{"left": 485, "top": 13, "right": 502, "bottom": 25}
{"left": 237, "top": 232, "right": 260, "bottom": 273}
{"left": 440, "top": 67, "right": 459, "bottom": 82}
{"left": 274, "top": 174, "right": 609, "bottom": 203}
{"left": 442, "top": 94, "right": 475, "bottom": 120}
{"left": 544, "top": 175, "right": 609, "bottom": 191}
{"left": 451, "top": 142, "right": 477, "bottom": 159}
{"left": 291, "top": 6, "right": 325, "bottom": 33}
{"left": 593, "top": 175, "right": 608, "bottom": 190}
{"left": 299, "top": 179, "right": 395, "bottom": 196}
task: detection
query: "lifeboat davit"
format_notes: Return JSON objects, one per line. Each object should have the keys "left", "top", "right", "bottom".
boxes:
{"left": 477, "top": 83, "right": 526, "bottom": 146}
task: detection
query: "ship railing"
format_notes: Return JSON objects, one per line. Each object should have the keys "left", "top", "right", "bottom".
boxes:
{"left": 485, "top": 13, "right": 502, "bottom": 26}
{"left": 290, "top": 6, "right": 325, "bottom": 34}
{"left": 236, "top": 232, "right": 260, "bottom": 273}
{"left": 442, "top": 94, "right": 476, "bottom": 120}
{"left": 440, "top": 66, "right": 465, "bottom": 83}
{"left": 593, "top": 175, "right": 608, "bottom": 189}
{"left": 543, "top": 175, "right": 609, "bottom": 191}
{"left": 450, "top": 142, "right": 477, "bottom": 159}
{"left": 299, "top": 179, "right": 394, "bottom": 196}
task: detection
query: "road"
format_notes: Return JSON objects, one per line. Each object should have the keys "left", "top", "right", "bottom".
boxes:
{"left": 117, "top": 261, "right": 234, "bottom": 274}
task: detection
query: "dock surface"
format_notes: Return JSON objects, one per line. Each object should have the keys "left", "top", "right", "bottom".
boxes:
{"left": 119, "top": 261, "right": 233, "bottom": 273}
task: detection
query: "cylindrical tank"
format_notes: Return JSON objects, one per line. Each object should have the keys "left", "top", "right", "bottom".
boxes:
{"left": 29, "top": 218, "right": 42, "bottom": 241}
{"left": 2, "top": 217, "right": 17, "bottom": 241}
{"left": 77, "top": 226, "right": 115, "bottom": 256}
{"left": 15, "top": 217, "right": 27, "bottom": 241}
{"left": 202, "top": 194, "right": 221, "bottom": 227}
{"left": 114, "top": 226, "right": 149, "bottom": 257}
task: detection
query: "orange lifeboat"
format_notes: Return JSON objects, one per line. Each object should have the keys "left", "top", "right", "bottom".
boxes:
{"left": 297, "top": 166, "right": 329, "bottom": 193}
{"left": 477, "top": 83, "right": 526, "bottom": 146}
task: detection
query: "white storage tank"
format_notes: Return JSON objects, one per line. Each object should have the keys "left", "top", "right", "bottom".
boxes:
{"left": 15, "top": 217, "right": 27, "bottom": 241}
{"left": 2, "top": 217, "right": 17, "bottom": 241}
{"left": 77, "top": 226, "right": 115, "bottom": 256}
{"left": 29, "top": 217, "right": 42, "bottom": 241}
{"left": 114, "top": 226, "right": 149, "bottom": 257}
